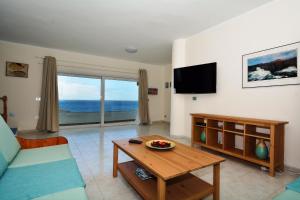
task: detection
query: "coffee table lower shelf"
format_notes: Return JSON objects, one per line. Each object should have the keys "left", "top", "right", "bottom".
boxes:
{"left": 118, "top": 161, "right": 214, "bottom": 200}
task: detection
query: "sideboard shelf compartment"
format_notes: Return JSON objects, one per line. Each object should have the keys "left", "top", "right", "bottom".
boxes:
{"left": 224, "top": 131, "right": 244, "bottom": 157}
{"left": 224, "top": 121, "right": 244, "bottom": 135}
{"left": 207, "top": 128, "right": 223, "bottom": 150}
{"left": 191, "top": 113, "right": 288, "bottom": 177}
{"left": 245, "top": 124, "right": 270, "bottom": 140}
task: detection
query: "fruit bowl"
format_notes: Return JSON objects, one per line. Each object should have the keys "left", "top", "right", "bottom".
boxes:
{"left": 145, "top": 140, "right": 176, "bottom": 150}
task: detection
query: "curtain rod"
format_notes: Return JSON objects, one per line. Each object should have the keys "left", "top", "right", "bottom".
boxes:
{"left": 37, "top": 62, "right": 137, "bottom": 75}
{"left": 35, "top": 56, "right": 138, "bottom": 75}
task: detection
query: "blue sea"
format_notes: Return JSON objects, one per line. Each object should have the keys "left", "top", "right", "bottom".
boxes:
{"left": 59, "top": 100, "right": 138, "bottom": 113}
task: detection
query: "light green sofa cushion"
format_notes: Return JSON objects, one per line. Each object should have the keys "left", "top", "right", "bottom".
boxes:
{"left": 9, "top": 144, "right": 72, "bottom": 168}
{"left": 32, "top": 187, "right": 88, "bottom": 200}
{"left": 273, "top": 190, "right": 300, "bottom": 200}
{"left": 0, "top": 158, "right": 85, "bottom": 200}
{"left": 0, "top": 152, "right": 8, "bottom": 177}
{"left": 0, "top": 116, "right": 20, "bottom": 163}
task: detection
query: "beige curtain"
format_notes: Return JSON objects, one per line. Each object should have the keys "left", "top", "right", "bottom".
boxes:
{"left": 36, "top": 56, "right": 59, "bottom": 132}
{"left": 138, "top": 69, "right": 150, "bottom": 125}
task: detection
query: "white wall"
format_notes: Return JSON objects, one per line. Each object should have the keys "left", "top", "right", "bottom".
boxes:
{"left": 171, "top": 0, "right": 300, "bottom": 168}
{"left": 170, "top": 39, "right": 187, "bottom": 136}
{"left": 162, "top": 65, "right": 172, "bottom": 122}
{"left": 0, "top": 41, "right": 169, "bottom": 130}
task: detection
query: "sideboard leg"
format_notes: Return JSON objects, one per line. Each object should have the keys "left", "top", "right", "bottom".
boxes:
{"left": 269, "top": 125, "right": 275, "bottom": 177}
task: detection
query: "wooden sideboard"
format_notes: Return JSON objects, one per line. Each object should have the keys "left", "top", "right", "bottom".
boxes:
{"left": 191, "top": 113, "right": 288, "bottom": 176}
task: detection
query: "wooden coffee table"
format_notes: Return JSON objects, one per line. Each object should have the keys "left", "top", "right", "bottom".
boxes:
{"left": 112, "top": 135, "right": 225, "bottom": 200}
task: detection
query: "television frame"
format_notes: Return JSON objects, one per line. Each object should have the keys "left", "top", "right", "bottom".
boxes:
{"left": 174, "top": 62, "right": 217, "bottom": 94}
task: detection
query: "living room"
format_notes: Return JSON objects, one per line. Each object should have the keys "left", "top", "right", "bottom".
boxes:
{"left": 0, "top": 0, "right": 299, "bottom": 199}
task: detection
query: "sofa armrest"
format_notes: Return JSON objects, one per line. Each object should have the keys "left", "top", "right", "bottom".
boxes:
{"left": 16, "top": 136, "right": 68, "bottom": 149}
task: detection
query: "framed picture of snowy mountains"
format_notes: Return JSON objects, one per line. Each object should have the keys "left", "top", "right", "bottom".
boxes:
{"left": 242, "top": 41, "right": 300, "bottom": 88}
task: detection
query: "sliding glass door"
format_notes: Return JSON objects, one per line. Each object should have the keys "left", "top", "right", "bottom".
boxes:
{"left": 58, "top": 74, "right": 138, "bottom": 126}
{"left": 58, "top": 75, "right": 101, "bottom": 125}
{"left": 104, "top": 79, "right": 138, "bottom": 123}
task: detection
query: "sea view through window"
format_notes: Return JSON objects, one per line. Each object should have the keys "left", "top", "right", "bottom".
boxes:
{"left": 58, "top": 75, "right": 138, "bottom": 125}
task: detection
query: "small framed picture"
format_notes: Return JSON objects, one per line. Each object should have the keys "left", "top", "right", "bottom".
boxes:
{"left": 242, "top": 42, "right": 300, "bottom": 88}
{"left": 148, "top": 88, "right": 158, "bottom": 95}
{"left": 6, "top": 61, "right": 29, "bottom": 78}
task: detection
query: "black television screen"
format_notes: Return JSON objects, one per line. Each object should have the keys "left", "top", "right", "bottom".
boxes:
{"left": 174, "top": 62, "right": 217, "bottom": 94}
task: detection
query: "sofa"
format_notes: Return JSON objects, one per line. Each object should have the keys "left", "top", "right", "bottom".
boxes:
{"left": 0, "top": 116, "right": 88, "bottom": 200}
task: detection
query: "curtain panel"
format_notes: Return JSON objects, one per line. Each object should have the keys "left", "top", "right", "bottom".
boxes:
{"left": 138, "top": 69, "right": 150, "bottom": 125}
{"left": 36, "top": 56, "right": 59, "bottom": 132}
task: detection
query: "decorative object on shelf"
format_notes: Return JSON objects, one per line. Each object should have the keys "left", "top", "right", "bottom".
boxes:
{"left": 217, "top": 132, "right": 222, "bottom": 144}
{"left": 6, "top": 61, "right": 29, "bottom": 78}
{"left": 255, "top": 139, "right": 269, "bottom": 160}
{"left": 218, "top": 122, "right": 223, "bottom": 128}
{"left": 242, "top": 41, "right": 300, "bottom": 88}
{"left": 148, "top": 88, "right": 158, "bottom": 95}
{"left": 200, "top": 130, "right": 206, "bottom": 143}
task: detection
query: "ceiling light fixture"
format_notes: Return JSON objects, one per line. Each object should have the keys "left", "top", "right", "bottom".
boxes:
{"left": 125, "top": 46, "right": 138, "bottom": 53}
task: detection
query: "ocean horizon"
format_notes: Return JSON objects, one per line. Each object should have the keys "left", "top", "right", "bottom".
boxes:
{"left": 59, "top": 100, "right": 138, "bottom": 113}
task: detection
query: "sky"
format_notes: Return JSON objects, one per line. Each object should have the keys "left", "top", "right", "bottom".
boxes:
{"left": 247, "top": 49, "right": 297, "bottom": 66}
{"left": 58, "top": 75, "right": 138, "bottom": 101}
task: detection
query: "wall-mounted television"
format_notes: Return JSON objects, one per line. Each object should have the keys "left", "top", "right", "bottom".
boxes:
{"left": 174, "top": 62, "right": 217, "bottom": 94}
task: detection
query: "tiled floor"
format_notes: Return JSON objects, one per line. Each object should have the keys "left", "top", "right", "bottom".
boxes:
{"left": 19, "top": 123, "right": 297, "bottom": 200}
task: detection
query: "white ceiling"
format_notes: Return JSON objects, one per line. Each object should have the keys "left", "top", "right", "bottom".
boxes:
{"left": 0, "top": 0, "right": 272, "bottom": 65}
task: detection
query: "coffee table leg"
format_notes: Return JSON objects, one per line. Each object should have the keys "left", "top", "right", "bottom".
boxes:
{"left": 157, "top": 177, "right": 166, "bottom": 200}
{"left": 213, "top": 163, "right": 220, "bottom": 200}
{"left": 113, "top": 143, "right": 118, "bottom": 177}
